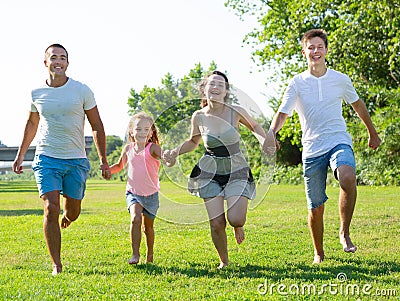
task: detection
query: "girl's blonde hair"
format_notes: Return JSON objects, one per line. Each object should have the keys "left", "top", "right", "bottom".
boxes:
{"left": 127, "top": 112, "right": 160, "bottom": 144}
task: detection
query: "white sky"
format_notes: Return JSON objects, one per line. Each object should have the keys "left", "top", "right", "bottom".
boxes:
{"left": 0, "top": 0, "right": 279, "bottom": 147}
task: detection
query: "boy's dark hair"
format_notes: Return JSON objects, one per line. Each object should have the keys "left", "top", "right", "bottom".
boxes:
{"left": 301, "top": 29, "right": 328, "bottom": 48}
{"left": 45, "top": 44, "right": 69, "bottom": 61}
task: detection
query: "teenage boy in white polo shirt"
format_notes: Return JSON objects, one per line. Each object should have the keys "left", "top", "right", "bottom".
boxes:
{"left": 267, "top": 29, "right": 381, "bottom": 263}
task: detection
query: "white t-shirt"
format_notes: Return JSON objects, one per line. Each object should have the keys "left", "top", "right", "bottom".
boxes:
{"left": 279, "top": 69, "right": 359, "bottom": 159}
{"left": 31, "top": 78, "right": 97, "bottom": 159}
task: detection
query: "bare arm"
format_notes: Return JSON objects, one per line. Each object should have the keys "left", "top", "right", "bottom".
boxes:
{"left": 13, "top": 112, "right": 40, "bottom": 174}
{"left": 350, "top": 99, "right": 381, "bottom": 150}
{"left": 267, "top": 112, "right": 289, "bottom": 153}
{"left": 109, "top": 144, "right": 128, "bottom": 175}
{"left": 85, "top": 106, "right": 110, "bottom": 179}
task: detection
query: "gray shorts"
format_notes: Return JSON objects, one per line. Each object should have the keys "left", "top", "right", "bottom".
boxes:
{"left": 188, "top": 178, "right": 256, "bottom": 200}
{"left": 303, "top": 144, "right": 356, "bottom": 209}
{"left": 126, "top": 191, "right": 159, "bottom": 219}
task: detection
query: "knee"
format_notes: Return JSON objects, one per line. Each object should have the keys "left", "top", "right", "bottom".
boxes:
{"left": 131, "top": 214, "right": 142, "bottom": 226}
{"left": 338, "top": 170, "right": 356, "bottom": 189}
{"left": 143, "top": 224, "right": 154, "bottom": 235}
{"left": 228, "top": 216, "right": 246, "bottom": 228}
{"left": 43, "top": 202, "right": 60, "bottom": 220}
{"left": 209, "top": 216, "right": 226, "bottom": 232}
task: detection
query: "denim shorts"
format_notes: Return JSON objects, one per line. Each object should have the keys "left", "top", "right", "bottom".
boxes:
{"left": 32, "top": 154, "right": 90, "bottom": 200}
{"left": 303, "top": 144, "right": 356, "bottom": 209}
{"left": 126, "top": 191, "right": 159, "bottom": 219}
{"left": 189, "top": 179, "right": 256, "bottom": 200}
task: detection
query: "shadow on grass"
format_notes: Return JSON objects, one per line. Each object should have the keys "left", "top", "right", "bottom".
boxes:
{"left": 0, "top": 209, "right": 43, "bottom": 216}
{"left": 130, "top": 259, "right": 400, "bottom": 283}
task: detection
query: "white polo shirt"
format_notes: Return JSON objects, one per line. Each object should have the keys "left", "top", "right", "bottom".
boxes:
{"left": 31, "top": 78, "right": 97, "bottom": 159}
{"left": 279, "top": 69, "right": 359, "bottom": 159}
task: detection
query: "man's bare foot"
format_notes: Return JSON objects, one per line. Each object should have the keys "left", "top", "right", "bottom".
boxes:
{"left": 234, "top": 227, "right": 245, "bottom": 244}
{"left": 52, "top": 265, "right": 62, "bottom": 276}
{"left": 340, "top": 233, "right": 357, "bottom": 253}
{"left": 146, "top": 254, "right": 153, "bottom": 263}
{"left": 217, "top": 262, "right": 228, "bottom": 269}
{"left": 313, "top": 253, "right": 324, "bottom": 264}
{"left": 128, "top": 255, "right": 140, "bottom": 265}
{"left": 61, "top": 215, "right": 72, "bottom": 229}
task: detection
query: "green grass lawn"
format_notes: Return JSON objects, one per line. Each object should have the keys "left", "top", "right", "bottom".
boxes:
{"left": 0, "top": 180, "right": 399, "bottom": 300}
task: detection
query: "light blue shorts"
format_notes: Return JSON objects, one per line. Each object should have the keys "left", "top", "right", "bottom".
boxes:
{"left": 32, "top": 154, "right": 90, "bottom": 200}
{"left": 126, "top": 191, "right": 159, "bottom": 219}
{"left": 303, "top": 144, "right": 356, "bottom": 209}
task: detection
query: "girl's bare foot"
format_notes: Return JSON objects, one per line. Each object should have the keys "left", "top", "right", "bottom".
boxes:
{"left": 233, "top": 227, "right": 245, "bottom": 244}
{"left": 146, "top": 254, "right": 153, "bottom": 263}
{"left": 128, "top": 255, "right": 140, "bottom": 265}
{"left": 340, "top": 233, "right": 357, "bottom": 253}
{"left": 52, "top": 264, "right": 62, "bottom": 276}
{"left": 217, "top": 262, "right": 228, "bottom": 269}
{"left": 61, "top": 215, "right": 72, "bottom": 229}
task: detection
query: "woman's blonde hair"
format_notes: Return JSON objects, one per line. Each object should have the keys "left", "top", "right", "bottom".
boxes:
{"left": 127, "top": 112, "right": 160, "bottom": 144}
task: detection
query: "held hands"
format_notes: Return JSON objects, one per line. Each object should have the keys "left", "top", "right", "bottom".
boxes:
{"left": 162, "top": 149, "right": 178, "bottom": 167}
{"left": 100, "top": 162, "right": 111, "bottom": 180}
{"left": 262, "top": 129, "right": 280, "bottom": 156}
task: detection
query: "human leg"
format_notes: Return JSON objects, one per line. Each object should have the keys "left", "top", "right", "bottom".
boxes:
{"left": 329, "top": 144, "right": 357, "bottom": 253}
{"left": 204, "top": 196, "right": 228, "bottom": 268}
{"left": 142, "top": 215, "right": 155, "bottom": 263}
{"left": 128, "top": 203, "right": 144, "bottom": 264}
{"left": 41, "top": 190, "right": 63, "bottom": 275}
{"left": 226, "top": 196, "right": 248, "bottom": 244}
{"left": 308, "top": 205, "right": 325, "bottom": 263}
{"left": 303, "top": 154, "right": 329, "bottom": 263}
{"left": 336, "top": 165, "right": 357, "bottom": 252}
{"left": 61, "top": 195, "right": 82, "bottom": 229}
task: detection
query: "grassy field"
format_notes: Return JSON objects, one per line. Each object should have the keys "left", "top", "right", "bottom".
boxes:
{"left": 0, "top": 180, "right": 399, "bottom": 300}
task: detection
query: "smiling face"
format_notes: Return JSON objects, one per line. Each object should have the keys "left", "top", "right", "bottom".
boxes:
{"left": 302, "top": 36, "right": 328, "bottom": 68}
{"left": 130, "top": 118, "right": 152, "bottom": 143}
{"left": 204, "top": 74, "right": 228, "bottom": 103}
{"left": 44, "top": 46, "right": 69, "bottom": 77}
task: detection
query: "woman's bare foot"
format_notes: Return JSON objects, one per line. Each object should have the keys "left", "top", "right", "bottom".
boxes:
{"left": 217, "top": 262, "right": 228, "bottom": 269}
{"left": 128, "top": 255, "right": 140, "bottom": 265}
{"left": 61, "top": 215, "right": 72, "bottom": 229}
{"left": 340, "top": 233, "right": 357, "bottom": 253}
{"left": 233, "top": 227, "right": 245, "bottom": 244}
{"left": 52, "top": 264, "right": 62, "bottom": 276}
{"left": 146, "top": 254, "right": 153, "bottom": 263}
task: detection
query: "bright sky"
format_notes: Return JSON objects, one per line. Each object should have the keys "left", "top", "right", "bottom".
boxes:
{"left": 0, "top": 0, "right": 278, "bottom": 147}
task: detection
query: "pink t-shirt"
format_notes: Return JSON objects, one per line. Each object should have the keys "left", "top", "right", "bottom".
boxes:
{"left": 125, "top": 142, "right": 161, "bottom": 196}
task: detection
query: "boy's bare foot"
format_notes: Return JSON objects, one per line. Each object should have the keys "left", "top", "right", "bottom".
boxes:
{"left": 217, "top": 262, "right": 228, "bottom": 269}
{"left": 61, "top": 215, "right": 72, "bottom": 229}
{"left": 52, "top": 265, "right": 62, "bottom": 276}
{"left": 146, "top": 254, "right": 153, "bottom": 263}
{"left": 234, "top": 227, "right": 245, "bottom": 244}
{"left": 340, "top": 233, "right": 357, "bottom": 253}
{"left": 313, "top": 253, "right": 324, "bottom": 264}
{"left": 128, "top": 255, "right": 140, "bottom": 265}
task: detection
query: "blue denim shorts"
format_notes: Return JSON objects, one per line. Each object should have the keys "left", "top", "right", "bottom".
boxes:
{"left": 303, "top": 144, "right": 356, "bottom": 209}
{"left": 126, "top": 191, "right": 159, "bottom": 219}
{"left": 32, "top": 154, "right": 91, "bottom": 200}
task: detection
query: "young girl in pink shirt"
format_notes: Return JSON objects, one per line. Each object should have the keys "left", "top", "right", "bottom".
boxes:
{"left": 110, "top": 112, "right": 168, "bottom": 264}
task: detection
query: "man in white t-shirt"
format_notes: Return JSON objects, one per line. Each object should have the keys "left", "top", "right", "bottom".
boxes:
{"left": 13, "top": 44, "right": 111, "bottom": 275}
{"left": 267, "top": 29, "right": 381, "bottom": 263}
